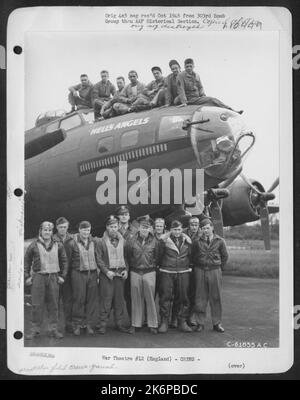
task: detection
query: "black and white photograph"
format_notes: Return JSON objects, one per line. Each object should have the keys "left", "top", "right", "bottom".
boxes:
{"left": 6, "top": 6, "right": 293, "bottom": 375}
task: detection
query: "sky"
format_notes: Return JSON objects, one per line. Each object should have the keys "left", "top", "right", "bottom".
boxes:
{"left": 25, "top": 30, "right": 279, "bottom": 199}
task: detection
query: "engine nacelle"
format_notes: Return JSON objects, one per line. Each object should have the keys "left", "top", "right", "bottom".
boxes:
{"left": 222, "top": 177, "right": 265, "bottom": 226}
{"left": 25, "top": 128, "right": 66, "bottom": 160}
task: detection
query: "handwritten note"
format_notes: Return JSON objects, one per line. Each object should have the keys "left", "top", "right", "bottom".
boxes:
{"left": 104, "top": 12, "right": 263, "bottom": 31}
{"left": 19, "top": 362, "right": 117, "bottom": 375}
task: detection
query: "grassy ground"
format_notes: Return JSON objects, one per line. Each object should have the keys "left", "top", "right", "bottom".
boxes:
{"left": 224, "top": 240, "right": 279, "bottom": 279}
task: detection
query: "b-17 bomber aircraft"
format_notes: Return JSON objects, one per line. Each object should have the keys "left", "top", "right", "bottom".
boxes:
{"left": 24, "top": 105, "right": 279, "bottom": 249}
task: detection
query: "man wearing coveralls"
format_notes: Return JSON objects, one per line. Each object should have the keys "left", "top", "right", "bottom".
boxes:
{"left": 68, "top": 74, "right": 93, "bottom": 112}
{"left": 143, "top": 66, "right": 166, "bottom": 108}
{"left": 113, "top": 71, "right": 146, "bottom": 115}
{"left": 165, "top": 59, "right": 182, "bottom": 106}
{"left": 177, "top": 58, "right": 241, "bottom": 113}
{"left": 92, "top": 70, "right": 116, "bottom": 119}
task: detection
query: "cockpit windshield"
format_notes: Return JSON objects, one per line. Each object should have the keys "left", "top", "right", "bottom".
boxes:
{"left": 35, "top": 109, "right": 66, "bottom": 127}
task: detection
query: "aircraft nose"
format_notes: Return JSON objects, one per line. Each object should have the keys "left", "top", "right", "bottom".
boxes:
{"left": 188, "top": 107, "right": 253, "bottom": 180}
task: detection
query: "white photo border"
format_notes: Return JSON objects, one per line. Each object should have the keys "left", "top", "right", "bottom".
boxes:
{"left": 7, "top": 6, "right": 293, "bottom": 375}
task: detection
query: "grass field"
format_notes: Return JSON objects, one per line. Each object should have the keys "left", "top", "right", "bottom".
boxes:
{"left": 224, "top": 240, "right": 279, "bottom": 279}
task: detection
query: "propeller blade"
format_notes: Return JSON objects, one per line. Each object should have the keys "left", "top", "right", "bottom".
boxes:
{"left": 260, "top": 202, "right": 271, "bottom": 250}
{"left": 210, "top": 201, "right": 224, "bottom": 237}
{"left": 268, "top": 177, "right": 279, "bottom": 193}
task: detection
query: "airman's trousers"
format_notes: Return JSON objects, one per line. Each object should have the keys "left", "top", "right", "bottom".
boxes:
{"left": 159, "top": 271, "right": 190, "bottom": 323}
{"left": 187, "top": 95, "right": 234, "bottom": 111}
{"left": 31, "top": 273, "right": 59, "bottom": 331}
{"left": 191, "top": 268, "right": 222, "bottom": 326}
{"left": 61, "top": 275, "right": 73, "bottom": 330}
{"left": 130, "top": 271, "right": 158, "bottom": 328}
{"left": 68, "top": 92, "right": 91, "bottom": 109}
{"left": 71, "top": 269, "right": 98, "bottom": 328}
{"left": 98, "top": 275, "right": 125, "bottom": 329}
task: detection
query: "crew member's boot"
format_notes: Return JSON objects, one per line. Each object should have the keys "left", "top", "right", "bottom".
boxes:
{"left": 178, "top": 320, "right": 193, "bottom": 333}
{"left": 25, "top": 328, "right": 41, "bottom": 340}
{"left": 213, "top": 323, "right": 225, "bottom": 333}
{"left": 158, "top": 319, "right": 169, "bottom": 334}
{"left": 49, "top": 328, "right": 64, "bottom": 339}
{"left": 86, "top": 325, "right": 95, "bottom": 335}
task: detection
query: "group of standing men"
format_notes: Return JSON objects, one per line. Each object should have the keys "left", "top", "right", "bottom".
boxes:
{"left": 25, "top": 206, "right": 229, "bottom": 340}
{"left": 68, "top": 58, "right": 241, "bottom": 120}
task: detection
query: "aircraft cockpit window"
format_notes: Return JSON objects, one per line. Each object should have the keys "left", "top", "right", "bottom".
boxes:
{"left": 98, "top": 137, "right": 114, "bottom": 153}
{"left": 45, "top": 121, "right": 60, "bottom": 133}
{"left": 59, "top": 114, "right": 82, "bottom": 131}
{"left": 121, "top": 130, "right": 139, "bottom": 148}
{"left": 159, "top": 115, "right": 187, "bottom": 141}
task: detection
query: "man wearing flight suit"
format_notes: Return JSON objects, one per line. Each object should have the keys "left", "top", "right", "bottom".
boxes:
{"left": 165, "top": 59, "right": 182, "bottom": 106}
{"left": 158, "top": 220, "right": 193, "bottom": 333}
{"left": 24, "top": 221, "right": 68, "bottom": 340}
{"left": 125, "top": 216, "right": 163, "bottom": 334}
{"left": 53, "top": 217, "right": 74, "bottom": 333}
{"left": 96, "top": 215, "right": 130, "bottom": 334}
{"left": 92, "top": 70, "right": 116, "bottom": 119}
{"left": 191, "top": 218, "right": 229, "bottom": 333}
{"left": 66, "top": 221, "right": 100, "bottom": 336}
{"left": 68, "top": 74, "right": 93, "bottom": 112}
{"left": 115, "top": 205, "right": 137, "bottom": 322}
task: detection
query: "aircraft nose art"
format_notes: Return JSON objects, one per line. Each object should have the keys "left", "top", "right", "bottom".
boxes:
{"left": 189, "top": 106, "right": 253, "bottom": 181}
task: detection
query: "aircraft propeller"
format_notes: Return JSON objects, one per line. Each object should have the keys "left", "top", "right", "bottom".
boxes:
{"left": 206, "top": 188, "right": 229, "bottom": 237}
{"left": 240, "top": 174, "right": 279, "bottom": 250}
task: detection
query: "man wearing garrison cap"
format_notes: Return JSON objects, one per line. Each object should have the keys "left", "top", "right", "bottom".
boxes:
{"left": 24, "top": 221, "right": 68, "bottom": 340}
{"left": 65, "top": 221, "right": 100, "bottom": 336}
{"left": 125, "top": 215, "right": 163, "bottom": 334}
{"left": 165, "top": 59, "right": 182, "bottom": 106}
{"left": 96, "top": 215, "right": 131, "bottom": 334}
{"left": 158, "top": 220, "right": 193, "bottom": 333}
{"left": 191, "top": 218, "right": 229, "bottom": 333}
{"left": 115, "top": 205, "right": 138, "bottom": 323}
{"left": 143, "top": 66, "right": 167, "bottom": 108}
